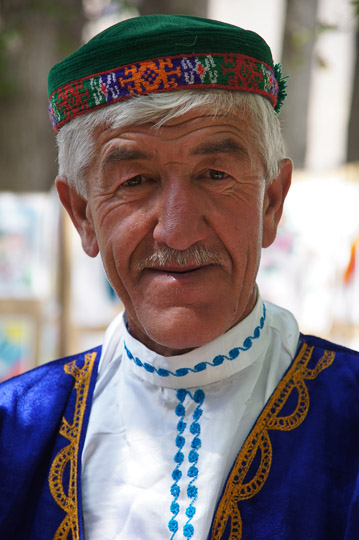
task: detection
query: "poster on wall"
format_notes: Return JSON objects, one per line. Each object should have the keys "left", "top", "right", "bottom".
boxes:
{"left": 0, "top": 316, "right": 35, "bottom": 382}
{"left": 0, "top": 193, "right": 58, "bottom": 299}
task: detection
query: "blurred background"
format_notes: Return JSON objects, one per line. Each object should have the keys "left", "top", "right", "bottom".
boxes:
{"left": 0, "top": 0, "right": 358, "bottom": 380}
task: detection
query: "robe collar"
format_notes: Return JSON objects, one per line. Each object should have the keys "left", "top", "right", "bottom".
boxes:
{"left": 105, "top": 294, "right": 269, "bottom": 389}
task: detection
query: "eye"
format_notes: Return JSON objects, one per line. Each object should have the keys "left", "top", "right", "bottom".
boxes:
{"left": 123, "top": 175, "right": 143, "bottom": 187}
{"left": 209, "top": 169, "right": 227, "bottom": 180}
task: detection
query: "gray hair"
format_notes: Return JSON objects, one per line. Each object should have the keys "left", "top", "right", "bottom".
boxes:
{"left": 56, "top": 90, "right": 286, "bottom": 198}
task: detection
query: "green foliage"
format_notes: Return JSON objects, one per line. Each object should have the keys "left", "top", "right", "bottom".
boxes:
{"left": 316, "top": 23, "right": 338, "bottom": 35}
{"left": 352, "top": 1, "right": 359, "bottom": 18}
{"left": 0, "top": 1, "right": 84, "bottom": 95}
{"left": 0, "top": 26, "right": 20, "bottom": 98}
{"left": 19, "top": 1, "right": 78, "bottom": 23}
{"left": 114, "top": 0, "right": 139, "bottom": 10}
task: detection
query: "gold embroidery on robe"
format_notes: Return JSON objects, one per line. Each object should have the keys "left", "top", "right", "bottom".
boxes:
{"left": 49, "top": 352, "right": 97, "bottom": 540}
{"left": 210, "top": 343, "right": 335, "bottom": 540}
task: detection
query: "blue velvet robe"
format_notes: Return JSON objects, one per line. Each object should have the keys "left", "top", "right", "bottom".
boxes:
{"left": 0, "top": 336, "right": 358, "bottom": 539}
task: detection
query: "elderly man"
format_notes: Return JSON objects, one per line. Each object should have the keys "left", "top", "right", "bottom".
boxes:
{"left": 0, "top": 14, "right": 358, "bottom": 540}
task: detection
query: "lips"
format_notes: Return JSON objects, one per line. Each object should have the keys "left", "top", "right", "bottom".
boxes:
{"left": 140, "top": 265, "right": 217, "bottom": 285}
{"left": 145, "top": 264, "right": 212, "bottom": 275}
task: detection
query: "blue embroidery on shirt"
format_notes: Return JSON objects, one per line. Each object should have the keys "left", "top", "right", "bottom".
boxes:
{"left": 169, "top": 390, "right": 187, "bottom": 537}
{"left": 169, "top": 389, "right": 205, "bottom": 539}
{"left": 124, "top": 303, "right": 266, "bottom": 378}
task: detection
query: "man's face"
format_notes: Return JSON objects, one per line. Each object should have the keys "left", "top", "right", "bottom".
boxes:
{"left": 58, "top": 107, "right": 291, "bottom": 356}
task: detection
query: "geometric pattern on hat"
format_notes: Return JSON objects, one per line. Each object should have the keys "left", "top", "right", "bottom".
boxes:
{"left": 49, "top": 53, "right": 281, "bottom": 131}
{"left": 48, "top": 15, "right": 287, "bottom": 131}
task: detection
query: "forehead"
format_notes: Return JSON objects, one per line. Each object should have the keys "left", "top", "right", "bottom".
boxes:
{"left": 94, "top": 108, "right": 255, "bottom": 156}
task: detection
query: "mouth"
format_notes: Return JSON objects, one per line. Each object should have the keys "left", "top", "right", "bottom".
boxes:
{"left": 138, "top": 263, "right": 221, "bottom": 296}
{"left": 144, "top": 264, "right": 213, "bottom": 276}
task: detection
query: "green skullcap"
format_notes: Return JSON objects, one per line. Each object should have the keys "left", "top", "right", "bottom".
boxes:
{"left": 48, "top": 14, "right": 287, "bottom": 131}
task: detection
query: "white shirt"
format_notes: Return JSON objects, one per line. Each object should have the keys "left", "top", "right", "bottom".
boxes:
{"left": 81, "top": 295, "right": 299, "bottom": 540}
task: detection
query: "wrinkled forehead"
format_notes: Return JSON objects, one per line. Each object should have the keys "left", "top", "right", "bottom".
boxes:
{"left": 92, "top": 106, "right": 255, "bottom": 156}
{"left": 89, "top": 97, "right": 258, "bottom": 150}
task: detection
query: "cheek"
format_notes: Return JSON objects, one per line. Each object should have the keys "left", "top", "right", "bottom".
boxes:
{"left": 92, "top": 199, "right": 145, "bottom": 251}
{"left": 89, "top": 207, "right": 130, "bottom": 283}
{"left": 218, "top": 200, "right": 263, "bottom": 248}
{"left": 93, "top": 209, "right": 150, "bottom": 291}
{"left": 219, "top": 207, "right": 263, "bottom": 283}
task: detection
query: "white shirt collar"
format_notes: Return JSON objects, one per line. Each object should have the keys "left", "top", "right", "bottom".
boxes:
{"left": 101, "top": 294, "right": 270, "bottom": 389}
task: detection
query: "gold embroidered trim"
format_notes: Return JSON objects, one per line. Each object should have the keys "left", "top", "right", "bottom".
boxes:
{"left": 49, "top": 352, "right": 97, "bottom": 540}
{"left": 210, "top": 343, "right": 335, "bottom": 540}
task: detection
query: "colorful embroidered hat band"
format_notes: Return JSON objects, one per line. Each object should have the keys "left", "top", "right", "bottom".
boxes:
{"left": 48, "top": 15, "right": 287, "bottom": 132}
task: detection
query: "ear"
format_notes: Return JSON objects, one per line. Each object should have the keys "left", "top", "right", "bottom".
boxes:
{"left": 262, "top": 158, "right": 292, "bottom": 248}
{"left": 56, "top": 177, "right": 99, "bottom": 257}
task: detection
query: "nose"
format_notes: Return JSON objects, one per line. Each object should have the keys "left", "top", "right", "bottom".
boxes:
{"left": 153, "top": 177, "right": 208, "bottom": 250}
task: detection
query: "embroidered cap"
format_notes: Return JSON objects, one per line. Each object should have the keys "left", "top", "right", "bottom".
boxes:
{"left": 48, "top": 14, "right": 287, "bottom": 132}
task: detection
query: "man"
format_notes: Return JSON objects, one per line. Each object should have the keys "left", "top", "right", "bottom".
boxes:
{"left": 0, "top": 14, "right": 358, "bottom": 540}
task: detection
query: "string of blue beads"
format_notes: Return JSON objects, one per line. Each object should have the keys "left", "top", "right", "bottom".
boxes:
{"left": 169, "top": 388, "right": 205, "bottom": 539}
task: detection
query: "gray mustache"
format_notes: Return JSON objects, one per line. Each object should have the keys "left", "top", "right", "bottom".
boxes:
{"left": 135, "top": 245, "right": 225, "bottom": 271}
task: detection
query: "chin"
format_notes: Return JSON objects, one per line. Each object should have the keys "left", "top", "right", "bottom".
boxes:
{"left": 135, "top": 307, "right": 231, "bottom": 356}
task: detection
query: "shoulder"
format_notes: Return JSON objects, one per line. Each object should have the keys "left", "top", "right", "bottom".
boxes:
{"left": 297, "top": 334, "right": 359, "bottom": 410}
{"left": 298, "top": 333, "right": 359, "bottom": 376}
{"left": 0, "top": 346, "right": 102, "bottom": 478}
{"left": 300, "top": 333, "right": 359, "bottom": 361}
{"left": 0, "top": 346, "right": 102, "bottom": 420}
{"left": 0, "top": 346, "right": 102, "bottom": 534}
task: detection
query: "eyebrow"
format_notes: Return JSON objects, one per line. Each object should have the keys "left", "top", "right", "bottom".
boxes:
{"left": 190, "top": 138, "right": 249, "bottom": 160}
{"left": 101, "top": 147, "right": 151, "bottom": 170}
